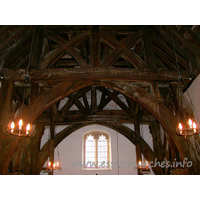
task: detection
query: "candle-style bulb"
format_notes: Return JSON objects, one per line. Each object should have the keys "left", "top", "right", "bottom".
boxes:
{"left": 193, "top": 122, "right": 197, "bottom": 133}
{"left": 57, "top": 162, "right": 59, "bottom": 167}
{"left": 10, "top": 122, "right": 15, "bottom": 133}
{"left": 26, "top": 124, "right": 30, "bottom": 135}
{"left": 188, "top": 119, "right": 193, "bottom": 129}
{"left": 138, "top": 161, "right": 142, "bottom": 168}
{"left": 19, "top": 119, "right": 23, "bottom": 129}
{"left": 178, "top": 123, "right": 183, "bottom": 134}
{"left": 146, "top": 161, "right": 149, "bottom": 168}
{"left": 48, "top": 161, "right": 51, "bottom": 168}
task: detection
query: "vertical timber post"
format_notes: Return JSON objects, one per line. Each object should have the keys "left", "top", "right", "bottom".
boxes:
{"left": 0, "top": 80, "right": 17, "bottom": 174}
{"left": 48, "top": 106, "right": 55, "bottom": 175}
{"left": 135, "top": 116, "right": 142, "bottom": 175}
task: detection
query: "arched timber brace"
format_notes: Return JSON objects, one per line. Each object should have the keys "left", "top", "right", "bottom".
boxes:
{"left": 1, "top": 80, "right": 196, "bottom": 174}
{"left": 16, "top": 81, "right": 188, "bottom": 157}
{"left": 1, "top": 25, "right": 200, "bottom": 175}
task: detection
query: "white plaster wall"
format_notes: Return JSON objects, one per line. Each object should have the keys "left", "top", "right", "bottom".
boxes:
{"left": 40, "top": 124, "right": 154, "bottom": 175}
{"left": 40, "top": 89, "right": 155, "bottom": 175}
{"left": 184, "top": 74, "right": 200, "bottom": 127}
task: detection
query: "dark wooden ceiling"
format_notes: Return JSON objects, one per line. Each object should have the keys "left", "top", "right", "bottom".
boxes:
{"left": 0, "top": 25, "right": 199, "bottom": 89}
{"left": 1, "top": 25, "right": 200, "bottom": 175}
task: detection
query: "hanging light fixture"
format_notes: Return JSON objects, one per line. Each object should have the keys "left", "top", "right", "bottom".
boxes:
{"left": 3, "top": 26, "right": 36, "bottom": 137}
{"left": 3, "top": 118, "right": 36, "bottom": 137}
{"left": 135, "top": 114, "right": 150, "bottom": 175}
{"left": 137, "top": 159, "right": 150, "bottom": 174}
{"left": 42, "top": 146, "right": 62, "bottom": 173}
{"left": 176, "top": 119, "right": 200, "bottom": 140}
{"left": 169, "top": 26, "right": 200, "bottom": 140}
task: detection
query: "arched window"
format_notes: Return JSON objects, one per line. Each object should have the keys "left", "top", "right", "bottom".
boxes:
{"left": 83, "top": 131, "right": 111, "bottom": 169}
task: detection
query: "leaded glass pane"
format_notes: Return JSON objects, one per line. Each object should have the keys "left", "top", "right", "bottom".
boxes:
{"left": 85, "top": 135, "right": 96, "bottom": 168}
{"left": 97, "top": 135, "right": 108, "bottom": 168}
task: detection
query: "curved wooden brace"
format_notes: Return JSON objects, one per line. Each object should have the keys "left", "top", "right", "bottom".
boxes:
{"left": 40, "top": 31, "right": 91, "bottom": 69}
{"left": 37, "top": 122, "right": 161, "bottom": 175}
{"left": 13, "top": 80, "right": 189, "bottom": 172}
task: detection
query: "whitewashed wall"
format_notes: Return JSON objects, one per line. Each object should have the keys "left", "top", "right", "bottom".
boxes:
{"left": 39, "top": 88, "right": 157, "bottom": 175}
{"left": 40, "top": 124, "right": 154, "bottom": 175}
{"left": 184, "top": 74, "right": 200, "bottom": 127}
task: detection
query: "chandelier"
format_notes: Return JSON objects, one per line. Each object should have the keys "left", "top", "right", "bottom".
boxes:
{"left": 137, "top": 160, "right": 150, "bottom": 174}
{"left": 47, "top": 161, "right": 61, "bottom": 171}
{"left": 42, "top": 147, "right": 62, "bottom": 173}
{"left": 177, "top": 119, "right": 200, "bottom": 140}
{"left": 169, "top": 26, "right": 200, "bottom": 140}
{"left": 3, "top": 26, "right": 36, "bottom": 137}
{"left": 3, "top": 119, "right": 36, "bottom": 137}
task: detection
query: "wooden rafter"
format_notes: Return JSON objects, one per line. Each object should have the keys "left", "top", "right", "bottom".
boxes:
{"left": 29, "top": 26, "right": 44, "bottom": 69}
{"left": 142, "top": 26, "right": 157, "bottom": 70}
{"left": 170, "top": 26, "right": 200, "bottom": 56}
{"left": 152, "top": 36, "right": 190, "bottom": 70}
{"left": 0, "top": 27, "right": 33, "bottom": 68}
{"left": 100, "top": 30, "right": 145, "bottom": 69}
{"left": 1, "top": 25, "right": 200, "bottom": 175}
{"left": 41, "top": 30, "right": 90, "bottom": 69}
{"left": 90, "top": 25, "right": 100, "bottom": 68}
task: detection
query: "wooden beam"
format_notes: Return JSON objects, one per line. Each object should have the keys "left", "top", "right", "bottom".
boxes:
{"left": 170, "top": 26, "right": 200, "bottom": 55}
{"left": 152, "top": 36, "right": 189, "bottom": 69}
{"left": 181, "top": 26, "right": 200, "bottom": 48}
{"left": 100, "top": 30, "right": 145, "bottom": 69}
{"left": 14, "top": 80, "right": 189, "bottom": 163}
{"left": 0, "top": 27, "right": 33, "bottom": 68}
{"left": 153, "top": 46, "right": 177, "bottom": 70}
{"left": 30, "top": 123, "right": 45, "bottom": 174}
{"left": 36, "top": 109, "right": 153, "bottom": 125}
{"left": 101, "top": 48, "right": 122, "bottom": 68}
{"left": 150, "top": 83, "right": 161, "bottom": 101}
{"left": 0, "top": 26, "right": 31, "bottom": 55}
{"left": 90, "top": 26, "right": 100, "bottom": 68}
{"left": 3, "top": 68, "right": 192, "bottom": 82}
{"left": 74, "top": 97, "right": 88, "bottom": 114}
{"left": 41, "top": 31, "right": 90, "bottom": 69}
{"left": 142, "top": 26, "right": 157, "bottom": 70}
{"left": 81, "top": 89, "right": 90, "bottom": 112}
{"left": 91, "top": 87, "right": 97, "bottom": 114}
{"left": 49, "top": 106, "right": 55, "bottom": 175}
{"left": 29, "top": 26, "right": 44, "bottom": 69}
{"left": 134, "top": 117, "right": 142, "bottom": 175}
{"left": 149, "top": 119, "right": 163, "bottom": 162}
{"left": 98, "top": 87, "right": 107, "bottom": 111}
{"left": 30, "top": 83, "right": 39, "bottom": 103}
{"left": 151, "top": 25, "right": 195, "bottom": 65}
{"left": 0, "top": 81, "right": 17, "bottom": 174}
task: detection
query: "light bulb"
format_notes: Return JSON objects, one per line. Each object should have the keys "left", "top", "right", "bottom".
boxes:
{"left": 10, "top": 122, "right": 15, "bottom": 133}
{"left": 57, "top": 162, "right": 59, "bottom": 167}
{"left": 188, "top": 119, "right": 193, "bottom": 129}
{"left": 138, "top": 161, "right": 142, "bottom": 168}
{"left": 26, "top": 124, "right": 30, "bottom": 135}
{"left": 19, "top": 119, "right": 23, "bottom": 129}
{"left": 146, "top": 161, "right": 149, "bottom": 168}
{"left": 178, "top": 123, "right": 183, "bottom": 134}
{"left": 48, "top": 162, "right": 51, "bottom": 167}
{"left": 193, "top": 122, "right": 197, "bottom": 133}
